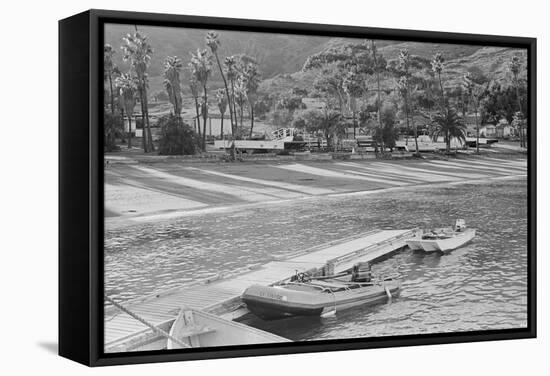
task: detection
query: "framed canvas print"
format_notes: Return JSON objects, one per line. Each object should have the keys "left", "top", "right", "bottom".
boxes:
{"left": 59, "top": 9, "right": 536, "bottom": 366}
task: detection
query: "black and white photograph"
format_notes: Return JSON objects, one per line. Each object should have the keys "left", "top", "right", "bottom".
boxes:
{"left": 102, "top": 21, "right": 530, "bottom": 354}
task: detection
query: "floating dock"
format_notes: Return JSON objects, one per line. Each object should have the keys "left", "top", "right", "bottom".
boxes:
{"left": 105, "top": 228, "right": 415, "bottom": 352}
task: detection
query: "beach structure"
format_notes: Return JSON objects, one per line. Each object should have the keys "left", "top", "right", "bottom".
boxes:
{"left": 213, "top": 127, "right": 306, "bottom": 151}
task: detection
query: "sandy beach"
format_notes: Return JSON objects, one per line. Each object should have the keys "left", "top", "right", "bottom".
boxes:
{"left": 104, "top": 156, "right": 527, "bottom": 228}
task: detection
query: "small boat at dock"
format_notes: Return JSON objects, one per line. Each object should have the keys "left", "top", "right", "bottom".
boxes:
{"left": 406, "top": 219, "right": 476, "bottom": 253}
{"left": 242, "top": 270, "right": 400, "bottom": 320}
{"left": 167, "top": 309, "right": 290, "bottom": 349}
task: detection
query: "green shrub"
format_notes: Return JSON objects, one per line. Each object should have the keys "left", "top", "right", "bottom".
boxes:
{"left": 157, "top": 115, "right": 200, "bottom": 155}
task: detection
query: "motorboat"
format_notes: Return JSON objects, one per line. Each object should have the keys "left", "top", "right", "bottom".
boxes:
{"left": 406, "top": 219, "right": 476, "bottom": 253}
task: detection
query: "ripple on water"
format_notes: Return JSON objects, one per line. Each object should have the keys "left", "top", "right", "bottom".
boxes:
{"left": 105, "top": 179, "right": 528, "bottom": 339}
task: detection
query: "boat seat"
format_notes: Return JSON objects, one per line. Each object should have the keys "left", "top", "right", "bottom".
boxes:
{"left": 176, "top": 325, "right": 215, "bottom": 339}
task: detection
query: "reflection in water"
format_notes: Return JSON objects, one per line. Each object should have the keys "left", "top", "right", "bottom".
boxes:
{"left": 105, "top": 179, "right": 527, "bottom": 339}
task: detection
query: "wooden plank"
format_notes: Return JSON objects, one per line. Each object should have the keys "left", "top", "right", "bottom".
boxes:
{"left": 132, "top": 302, "right": 180, "bottom": 312}
{"left": 105, "top": 229, "right": 414, "bottom": 351}
{"left": 167, "top": 294, "right": 230, "bottom": 305}
{"left": 105, "top": 326, "right": 143, "bottom": 336}
{"left": 159, "top": 297, "right": 207, "bottom": 306}
{"left": 105, "top": 328, "right": 140, "bottom": 338}
{"left": 106, "top": 324, "right": 145, "bottom": 333}
{"left": 105, "top": 328, "right": 134, "bottom": 337}
{"left": 105, "top": 325, "right": 142, "bottom": 333}
{"left": 131, "top": 306, "right": 174, "bottom": 315}
{"left": 105, "top": 324, "right": 138, "bottom": 332}
{"left": 103, "top": 232, "right": 374, "bottom": 315}
{"left": 105, "top": 322, "right": 138, "bottom": 332}
{"left": 129, "top": 313, "right": 174, "bottom": 322}
{"left": 133, "top": 305, "right": 178, "bottom": 314}
{"left": 107, "top": 315, "right": 145, "bottom": 324}
{"left": 137, "top": 302, "right": 181, "bottom": 310}
{"left": 107, "top": 326, "right": 145, "bottom": 335}
{"left": 107, "top": 319, "right": 149, "bottom": 329}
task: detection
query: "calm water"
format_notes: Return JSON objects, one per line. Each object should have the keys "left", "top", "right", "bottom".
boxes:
{"left": 105, "top": 178, "right": 528, "bottom": 339}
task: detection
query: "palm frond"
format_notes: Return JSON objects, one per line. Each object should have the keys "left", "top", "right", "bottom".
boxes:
{"left": 429, "top": 107, "right": 466, "bottom": 147}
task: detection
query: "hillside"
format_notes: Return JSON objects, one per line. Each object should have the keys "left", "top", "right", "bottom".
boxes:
{"left": 105, "top": 24, "right": 527, "bottom": 99}
{"left": 105, "top": 24, "right": 330, "bottom": 82}
{"left": 259, "top": 44, "right": 527, "bottom": 97}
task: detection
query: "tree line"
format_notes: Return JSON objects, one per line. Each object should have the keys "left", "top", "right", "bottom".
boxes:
{"left": 291, "top": 41, "right": 527, "bottom": 153}
{"left": 104, "top": 28, "right": 262, "bottom": 155}
{"left": 104, "top": 30, "right": 528, "bottom": 155}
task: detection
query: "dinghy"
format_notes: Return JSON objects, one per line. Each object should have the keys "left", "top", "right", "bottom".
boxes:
{"left": 406, "top": 219, "right": 476, "bottom": 252}
{"left": 242, "top": 273, "right": 400, "bottom": 320}
{"left": 167, "top": 309, "right": 290, "bottom": 349}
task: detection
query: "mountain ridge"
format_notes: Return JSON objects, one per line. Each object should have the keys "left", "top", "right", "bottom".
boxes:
{"left": 104, "top": 24, "right": 527, "bottom": 96}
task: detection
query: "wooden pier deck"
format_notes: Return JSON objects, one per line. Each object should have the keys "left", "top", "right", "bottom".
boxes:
{"left": 104, "top": 228, "right": 415, "bottom": 352}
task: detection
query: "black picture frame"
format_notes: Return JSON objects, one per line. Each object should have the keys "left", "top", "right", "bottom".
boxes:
{"left": 59, "top": 9, "right": 537, "bottom": 367}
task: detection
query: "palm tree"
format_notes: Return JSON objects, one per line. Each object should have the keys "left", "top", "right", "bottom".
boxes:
{"left": 234, "top": 77, "right": 247, "bottom": 130}
{"left": 216, "top": 88, "right": 228, "bottom": 137}
{"left": 396, "top": 50, "right": 412, "bottom": 146}
{"left": 396, "top": 76, "right": 410, "bottom": 139}
{"left": 224, "top": 56, "right": 239, "bottom": 137}
{"left": 104, "top": 44, "right": 117, "bottom": 115}
{"left": 189, "top": 49, "right": 212, "bottom": 150}
{"left": 393, "top": 48, "right": 423, "bottom": 155}
{"left": 121, "top": 29, "right": 155, "bottom": 152}
{"left": 206, "top": 31, "right": 235, "bottom": 137}
{"left": 115, "top": 73, "right": 137, "bottom": 148}
{"left": 430, "top": 107, "right": 466, "bottom": 153}
{"left": 189, "top": 77, "right": 202, "bottom": 138}
{"left": 242, "top": 63, "right": 261, "bottom": 137}
{"left": 509, "top": 55, "right": 525, "bottom": 147}
{"left": 408, "top": 88, "right": 421, "bottom": 155}
{"left": 419, "top": 74, "right": 439, "bottom": 115}
{"left": 431, "top": 52, "right": 446, "bottom": 107}
{"left": 342, "top": 70, "right": 364, "bottom": 139}
{"left": 462, "top": 72, "right": 488, "bottom": 154}
{"left": 163, "top": 56, "right": 183, "bottom": 117}
{"left": 509, "top": 55, "right": 522, "bottom": 113}
{"left": 370, "top": 40, "right": 385, "bottom": 150}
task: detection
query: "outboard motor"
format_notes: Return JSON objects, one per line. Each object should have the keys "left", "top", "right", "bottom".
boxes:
{"left": 455, "top": 219, "right": 466, "bottom": 232}
{"left": 351, "top": 262, "right": 372, "bottom": 282}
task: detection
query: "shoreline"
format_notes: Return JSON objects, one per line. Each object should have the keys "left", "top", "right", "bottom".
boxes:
{"left": 104, "top": 148, "right": 528, "bottom": 166}
{"left": 105, "top": 174, "right": 526, "bottom": 230}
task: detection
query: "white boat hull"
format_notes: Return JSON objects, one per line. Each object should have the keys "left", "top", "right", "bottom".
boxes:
{"left": 406, "top": 239, "right": 424, "bottom": 251}
{"left": 406, "top": 229, "right": 476, "bottom": 252}
{"left": 167, "top": 309, "right": 289, "bottom": 349}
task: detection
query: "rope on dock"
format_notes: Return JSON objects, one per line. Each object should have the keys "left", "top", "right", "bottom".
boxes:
{"left": 104, "top": 294, "right": 190, "bottom": 348}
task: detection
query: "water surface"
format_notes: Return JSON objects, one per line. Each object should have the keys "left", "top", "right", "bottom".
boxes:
{"left": 105, "top": 178, "right": 528, "bottom": 339}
